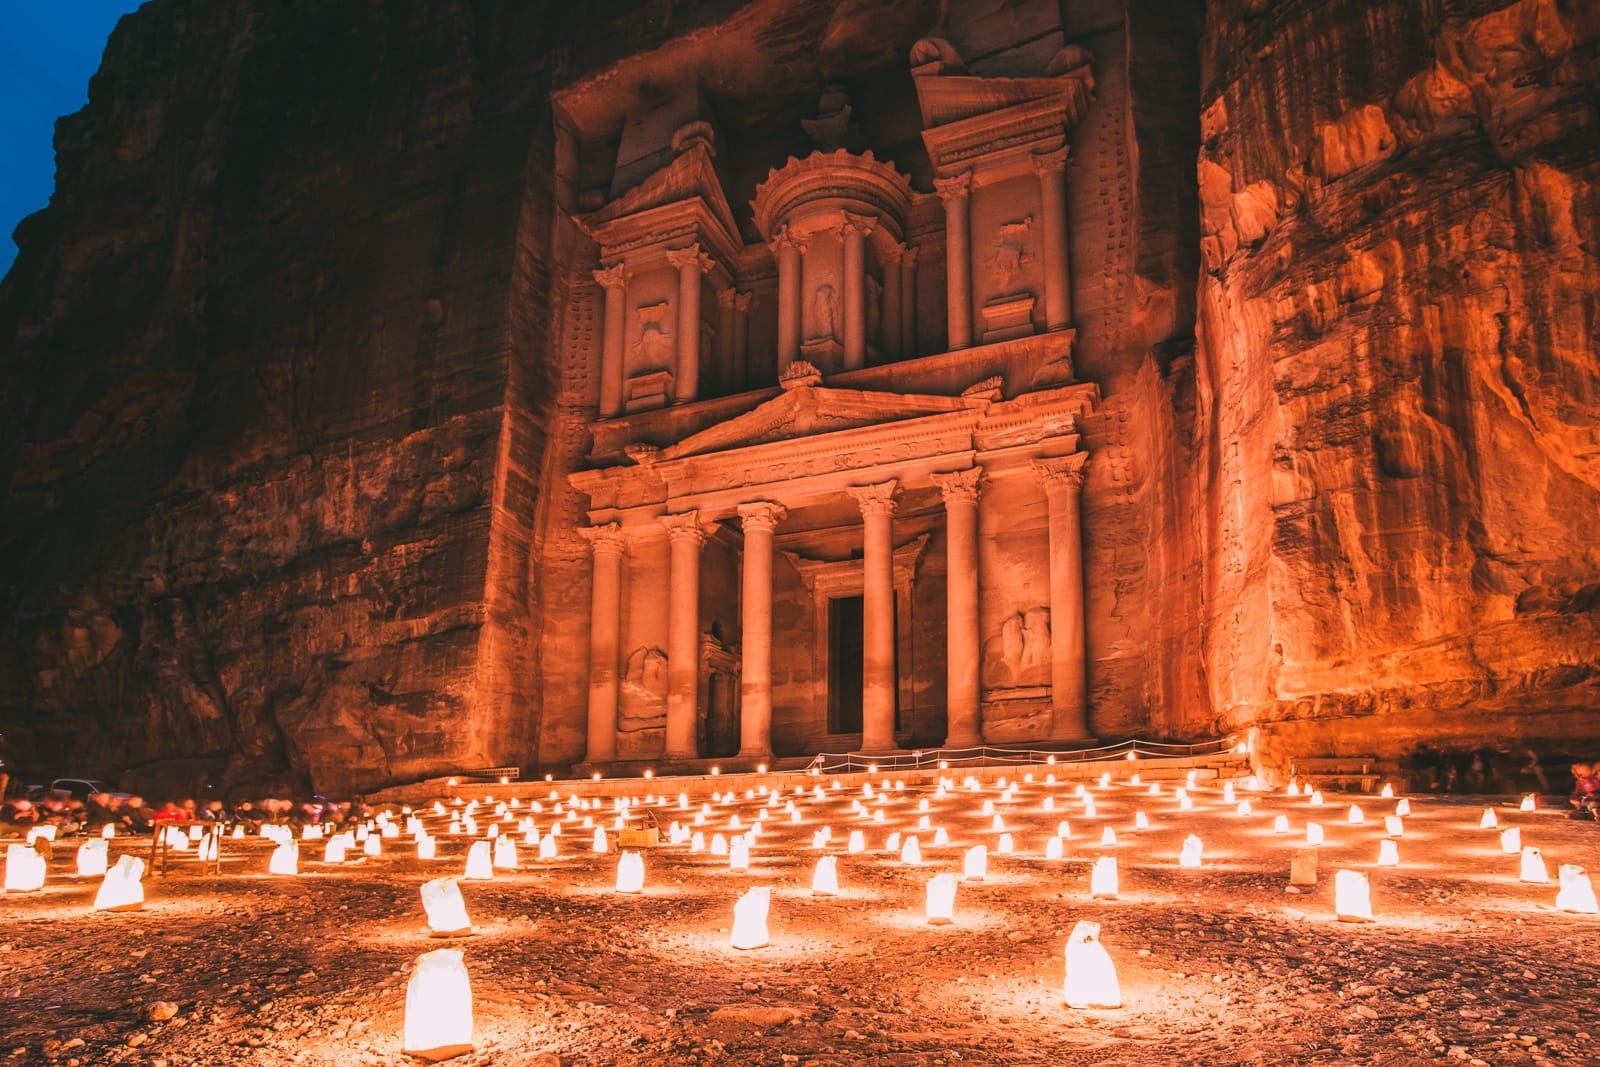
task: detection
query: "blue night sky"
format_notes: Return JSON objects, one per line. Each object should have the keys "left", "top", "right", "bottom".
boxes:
{"left": 0, "top": 2, "right": 147, "bottom": 279}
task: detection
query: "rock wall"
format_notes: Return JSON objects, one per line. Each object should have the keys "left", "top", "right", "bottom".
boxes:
{"left": 1194, "top": 0, "right": 1600, "bottom": 768}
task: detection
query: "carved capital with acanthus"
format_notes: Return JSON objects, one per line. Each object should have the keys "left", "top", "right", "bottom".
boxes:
{"left": 1031, "top": 146, "right": 1071, "bottom": 175}
{"left": 578, "top": 521, "right": 628, "bottom": 556}
{"left": 662, "top": 509, "right": 710, "bottom": 546}
{"left": 879, "top": 241, "right": 906, "bottom": 266}
{"left": 769, "top": 224, "right": 809, "bottom": 257}
{"left": 932, "top": 467, "right": 983, "bottom": 506}
{"left": 666, "top": 243, "right": 714, "bottom": 274}
{"left": 848, "top": 479, "right": 899, "bottom": 517}
{"left": 838, "top": 211, "right": 878, "bottom": 241}
{"left": 716, "top": 286, "right": 740, "bottom": 310}
{"left": 733, "top": 291, "right": 754, "bottom": 313}
{"left": 900, "top": 244, "right": 921, "bottom": 268}
{"left": 737, "top": 500, "right": 788, "bottom": 533}
{"left": 593, "top": 262, "right": 629, "bottom": 291}
{"left": 1032, "top": 453, "right": 1089, "bottom": 494}
{"left": 933, "top": 171, "right": 973, "bottom": 203}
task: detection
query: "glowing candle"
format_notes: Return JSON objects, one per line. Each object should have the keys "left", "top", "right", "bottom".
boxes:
{"left": 1394, "top": 798, "right": 1411, "bottom": 817}
{"left": 1062, "top": 921, "right": 1121, "bottom": 1008}
{"left": 1083, "top": 797, "right": 1097, "bottom": 819}
{"left": 538, "top": 835, "right": 558, "bottom": 860}
{"left": 1556, "top": 865, "right": 1599, "bottom": 914}
{"left": 93, "top": 855, "right": 145, "bottom": 912}
{"left": 925, "top": 873, "right": 957, "bottom": 925}
{"left": 1520, "top": 794, "right": 1537, "bottom": 812}
{"left": 1334, "top": 869, "right": 1373, "bottom": 922}
{"left": 464, "top": 841, "right": 493, "bottom": 880}
{"left": 1500, "top": 827, "right": 1522, "bottom": 854}
{"left": 362, "top": 835, "right": 381, "bottom": 858}
{"left": 268, "top": 841, "right": 299, "bottom": 876}
{"left": 1377, "top": 839, "right": 1400, "bottom": 867}
{"left": 421, "top": 878, "right": 472, "bottom": 936}
{"left": 729, "top": 835, "right": 751, "bottom": 871}
{"left": 1286, "top": 782, "right": 1301, "bottom": 797}
{"left": 493, "top": 837, "right": 518, "bottom": 870}
{"left": 901, "top": 837, "right": 922, "bottom": 866}
{"left": 1346, "top": 805, "right": 1364, "bottom": 825}
{"left": 417, "top": 835, "right": 436, "bottom": 861}
{"left": 1222, "top": 782, "right": 1236, "bottom": 803}
{"left": 731, "top": 887, "right": 771, "bottom": 949}
{"left": 1308, "top": 791, "right": 1324, "bottom": 807}
{"left": 933, "top": 827, "right": 950, "bottom": 846}
{"left": 1043, "top": 796, "right": 1056, "bottom": 813}
{"left": 885, "top": 832, "right": 902, "bottom": 853}
{"left": 1179, "top": 835, "right": 1203, "bottom": 868}
{"left": 1273, "top": 815, "right": 1291, "bottom": 834}
{"left": 1097, "top": 772, "right": 1111, "bottom": 788}
{"left": 1146, "top": 782, "right": 1159, "bottom": 796}
{"left": 1479, "top": 808, "right": 1498, "bottom": 830}
{"left": 873, "top": 810, "right": 886, "bottom": 825}
{"left": 76, "top": 839, "right": 109, "bottom": 878}
{"left": 990, "top": 814, "right": 1005, "bottom": 833}
{"left": 1090, "top": 856, "right": 1118, "bottom": 899}
{"left": 1520, "top": 846, "right": 1549, "bottom": 883}
{"left": 1045, "top": 836, "right": 1064, "bottom": 861}
{"left": 810, "top": 855, "right": 840, "bottom": 896}
{"left": 1306, "top": 822, "right": 1325, "bottom": 846}
{"left": 1099, "top": 827, "right": 1117, "bottom": 847}
{"left": 101, "top": 823, "right": 116, "bottom": 840}
{"left": 324, "top": 837, "right": 347, "bottom": 864}
{"left": 1056, "top": 820, "right": 1072, "bottom": 839}
{"left": 847, "top": 830, "right": 865, "bottom": 855}
{"left": 1380, "top": 783, "right": 1394, "bottom": 798}
{"left": 982, "top": 799, "right": 995, "bottom": 816}
{"left": 403, "top": 949, "right": 473, "bottom": 1060}
{"left": 1383, "top": 816, "right": 1404, "bottom": 837}
{"left": 918, "top": 815, "right": 932, "bottom": 830}
{"left": 996, "top": 833, "right": 1015, "bottom": 855}
{"left": 711, "top": 834, "right": 728, "bottom": 856}
{"left": 592, "top": 827, "right": 609, "bottom": 854}
{"left": 616, "top": 850, "right": 645, "bottom": 893}
{"left": 1236, "top": 800, "right": 1253, "bottom": 816}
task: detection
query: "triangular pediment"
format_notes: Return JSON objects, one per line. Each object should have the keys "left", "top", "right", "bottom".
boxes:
{"left": 660, "top": 386, "right": 986, "bottom": 461}
{"left": 577, "top": 142, "right": 739, "bottom": 249}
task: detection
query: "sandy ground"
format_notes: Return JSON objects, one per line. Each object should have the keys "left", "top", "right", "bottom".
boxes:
{"left": 3, "top": 770, "right": 1599, "bottom": 1066}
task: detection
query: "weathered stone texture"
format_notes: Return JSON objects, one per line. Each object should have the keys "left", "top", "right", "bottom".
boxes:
{"left": 1193, "top": 0, "right": 1600, "bottom": 762}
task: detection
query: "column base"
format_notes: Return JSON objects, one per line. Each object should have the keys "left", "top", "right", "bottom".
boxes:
{"left": 664, "top": 748, "right": 700, "bottom": 761}
{"left": 942, "top": 733, "right": 984, "bottom": 749}
{"left": 737, "top": 747, "right": 773, "bottom": 761}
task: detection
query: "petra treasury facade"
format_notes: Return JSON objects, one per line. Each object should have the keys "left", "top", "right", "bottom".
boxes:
{"left": 1, "top": 0, "right": 1597, "bottom": 795}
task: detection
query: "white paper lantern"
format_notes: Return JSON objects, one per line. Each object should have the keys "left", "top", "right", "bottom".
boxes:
{"left": 901, "top": 837, "right": 922, "bottom": 866}
{"left": 93, "top": 855, "right": 145, "bottom": 912}
{"left": 1520, "top": 846, "right": 1549, "bottom": 884}
{"left": 1099, "top": 827, "right": 1117, "bottom": 847}
{"left": 324, "top": 837, "right": 347, "bottom": 864}
{"left": 76, "top": 839, "right": 109, "bottom": 878}
{"left": 711, "top": 833, "right": 728, "bottom": 857}
{"left": 1500, "top": 827, "right": 1522, "bottom": 854}
{"left": 362, "top": 835, "right": 381, "bottom": 858}
{"left": 1479, "top": 808, "right": 1498, "bottom": 830}
{"left": 231, "top": 824, "right": 245, "bottom": 840}
{"left": 417, "top": 835, "right": 436, "bottom": 861}
{"left": 1179, "top": 835, "right": 1203, "bottom": 868}
{"left": 1056, "top": 820, "right": 1072, "bottom": 839}
{"left": 1308, "top": 790, "right": 1324, "bottom": 807}
{"left": 811, "top": 855, "right": 839, "bottom": 896}
{"left": 729, "top": 835, "right": 751, "bottom": 871}
{"left": 421, "top": 878, "right": 472, "bottom": 936}
{"left": 1346, "top": 805, "right": 1364, "bottom": 825}
{"left": 963, "top": 845, "right": 988, "bottom": 881}
{"left": 1520, "top": 794, "right": 1537, "bottom": 812}
{"left": 1236, "top": 800, "right": 1253, "bottom": 816}
{"left": 1273, "top": 815, "right": 1291, "bottom": 834}
{"left": 885, "top": 832, "right": 901, "bottom": 853}
{"left": 1062, "top": 921, "right": 1121, "bottom": 1009}
{"left": 493, "top": 837, "right": 518, "bottom": 870}
{"left": 101, "top": 823, "right": 116, "bottom": 840}
{"left": 1091, "top": 856, "right": 1118, "bottom": 899}
{"left": 731, "top": 887, "right": 771, "bottom": 949}
{"left": 1383, "top": 815, "right": 1404, "bottom": 837}
{"left": 1556, "top": 865, "right": 1599, "bottom": 914}
{"left": 925, "top": 873, "right": 957, "bottom": 925}
{"left": 592, "top": 827, "right": 609, "bottom": 854}
{"left": 1306, "top": 822, "right": 1325, "bottom": 846}
{"left": 1045, "top": 836, "right": 1064, "bottom": 861}
{"left": 996, "top": 832, "right": 1015, "bottom": 855}
{"left": 403, "top": 949, "right": 473, "bottom": 1059}
{"left": 538, "top": 835, "right": 558, "bottom": 860}
{"left": 1394, "top": 798, "right": 1411, "bottom": 816}
{"left": 616, "top": 850, "right": 645, "bottom": 893}
{"left": 1380, "top": 783, "right": 1394, "bottom": 798}
{"left": 1377, "top": 838, "right": 1400, "bottom": 867}
{"left": 1334, "top": 869, "right": 1373, "bottom": 922}
{"left": 464, "top": 841, "right": 493, "bottom": 880}
{"left": 268, "top": 840, "right": 299, "bottom": 876}
{"left": 1223, "top": 781, "right": 1236, "bottom": 803}
{"left": 1134, "top": 811, "right": 1150, "bottom": 831}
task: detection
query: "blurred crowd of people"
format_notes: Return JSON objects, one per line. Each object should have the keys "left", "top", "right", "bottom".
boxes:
{"left": 0, "top": 793, "right": 376, "bottom": 837}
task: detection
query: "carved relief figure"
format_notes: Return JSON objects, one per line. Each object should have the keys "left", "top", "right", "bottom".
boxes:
{"left": 624, "top": 646, "right": 669, "bottom": 697}
{"left": 983, "top": 608, "right": 1051, "bottom": 689}
{"left": 811, "top": 284, "right": 837, "bottom": 340}
{"left": 991, "top": 216, "right": 1034, "bottom": 291}
{"left": 633, "top": 302, "right": 673, "bottom": 368}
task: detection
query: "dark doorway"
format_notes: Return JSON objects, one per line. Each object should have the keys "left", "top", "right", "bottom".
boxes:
{"left": 828, "top": 595, "right": 864, "bottom": 734}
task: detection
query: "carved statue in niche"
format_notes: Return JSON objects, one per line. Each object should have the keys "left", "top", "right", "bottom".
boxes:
{"left": 983, "top": 608, "right": 1050, "bottom": 689}
{"left": 991, "top": 216, "right": 1034, "bottom": 292}
{"left": 633, "top": 302, "right": 673, "bottom": 368}
{"left": 811, "top": 284, "right": 837, "bottom": 340}
{"left": 624, "top": 646, "right": 668, "bottom": 695}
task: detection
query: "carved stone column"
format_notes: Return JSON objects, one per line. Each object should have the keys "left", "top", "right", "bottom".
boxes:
{"left": 935, "top": 172, "right": 973, "bottom": 350}
{"left": 579, "top": 523, "right": 628, "bottom": 763}
{"left": 1033, "top": 454, "right": 1090, "bottom": 740}
{"left": 1033, "top": 147, "right": 1072, "bottom": 332}
{"left": 733, "top": 291, "right": 752, "bottom": 389}
{"left": 772, "top": 226, "right": 806, "bottom": 375}
{"left": 841, "top": 213, "right": 876, "bottom": 370}
{"left": 849, "top": 480, "right": 898, "bottom": 753}
{"left": 900, "top": 246, "right": 919, "bottom": 357}
{"left": 716, "top": 287, "right": 738, "bottom": 394}
{"left": 737, "top": 501, "right": 787, "bottom": 758}
{"left": 663, "top": 511, "right": 707, "bottom": 760}
{"left": 593, "top": 263, "right": 629, "bottom": 418}
{"left": 932, "top": 468, "right": 983, "bottom": 748}
{"left": 667, "top": 244, "right": 712, "bottom": 403}
{"left": 880, "top": 243, "right": 904, "bottom": 358}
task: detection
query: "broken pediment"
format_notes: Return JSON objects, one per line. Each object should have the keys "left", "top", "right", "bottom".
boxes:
{"left": 658, "top": 385, "right": 987, "bottom": 462}
{"left": 576, "top": 137, "right": 742, "bottom": 266}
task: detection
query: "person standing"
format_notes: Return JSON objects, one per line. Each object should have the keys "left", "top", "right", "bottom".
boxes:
{"left": 0, "top": 732, "right": 10, "bottom": 804}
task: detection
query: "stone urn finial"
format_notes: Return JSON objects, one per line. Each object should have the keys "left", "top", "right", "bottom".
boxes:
{"left": 779, "top": 360, "right": 823, "bottom": 390}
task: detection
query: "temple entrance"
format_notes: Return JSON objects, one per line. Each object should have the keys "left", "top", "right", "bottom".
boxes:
{"left": 828, "top": 595, "right": 865, "bottom": 734}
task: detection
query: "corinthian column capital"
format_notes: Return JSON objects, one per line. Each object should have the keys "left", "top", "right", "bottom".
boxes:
{"left": 1032, "top": 453, "right": 1089, "bottom": 494}
{"left": 838, "top": 211, "right": 878, "bottom": 240}
{"left": 578, "top": 522, "right": 628, "bottom": 555}
{"left": 737, "top": 500, "right": 788, "bottom": 533}
{"left": 593, "top": 262, "right": 629, "bottom": 290}
{"left": 932, "top": 467, "right": 983, "bottom": 506}
{"left": 662, "top": 509, "right": 710, "bottom": 545}
{"left": 666, "top": 243, "right": 713, "bottom": 274}
{"left": 848, "top": 479, "right": 899, "bottom": 517}
{"left": 934, "top": 171, "right": 973, "bottom": 202}
{"left": 1031, "top": 146, "right": 1071, "bottom": 175}
{"left": 769, "top": 224, "right": 809, "bottom": 256}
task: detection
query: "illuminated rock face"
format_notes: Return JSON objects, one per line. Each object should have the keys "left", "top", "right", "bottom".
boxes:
{"left": 0, "top": 0, "right": 1593, "bottom": 791}
{"left": 1191, "top": 0, "right": 1600, "bottom": 762}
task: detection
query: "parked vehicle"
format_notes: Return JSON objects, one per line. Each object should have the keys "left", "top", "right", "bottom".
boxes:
{"left": 48, "top": 778, "right": 130, "bottom": 800}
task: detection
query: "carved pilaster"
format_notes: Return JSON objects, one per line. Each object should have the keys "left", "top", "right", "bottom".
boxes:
{"left": 934, "top": 172, "right": 974, "bottom": 350}
{"left": 593, "top": 264, "right": 631, "bottom": 419}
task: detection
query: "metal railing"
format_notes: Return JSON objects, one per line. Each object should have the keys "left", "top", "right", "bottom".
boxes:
{"left": 804, "top": 735, "right": 1245, "bottom": 776}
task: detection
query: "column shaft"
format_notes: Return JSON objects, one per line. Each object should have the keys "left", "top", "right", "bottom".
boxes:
{"left": 594, "top": 264, "right": 628, "bottom": 418}
{"left": 774, "top": 228, "right": 803, "bottom": 374}
{"left": 1034, "top": 455, "right": 1090, "bottom": 739}
{"left": 580, "top": 524, "right": 626, "bottom": 763}
{"left": 716, "top": 289, "right": 737, "bottom": 394}
{"left": 738, "top": 502, "right": 786, "bottom": 758}
{"left": 933, "top": 469, "right": 983, "bottom": 747}
{"left": 851, "top": 481, "right": 898, "bottom": 753}
{"left": 668, "top": 245, "right": 709, "bottom": 403}
{"left": 733, "top": 292, "right": 752, "bottom": 390}
{"left": 842, "top": 216, "right": 872, "bottom": 370}
{"left": 664, "top": 512, "right": 706, "bottom": 760}
{"left": 881, "top": 245, "right": 903, "bottom": 357}
{"left": 936, "top": 174, "right": 973, "bottom": 350}
{"left": 900, "top": 247, "right": 918, "bottom": 357}
{"left": 1035, "top": 149, "right": 1072, "bottom": 331}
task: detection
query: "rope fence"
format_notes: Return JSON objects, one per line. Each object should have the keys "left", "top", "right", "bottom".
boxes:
{"left": 803, "top": 735, "right": 1248, "bottom": 776}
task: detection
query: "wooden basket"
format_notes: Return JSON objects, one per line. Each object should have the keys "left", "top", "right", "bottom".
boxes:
{"left": 618, "top": 809, "right": 660, "bottom": 848}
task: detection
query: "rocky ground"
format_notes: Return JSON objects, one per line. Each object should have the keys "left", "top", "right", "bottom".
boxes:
{"left": 3, "top": 771, "right": 1599, "bottom": 1066}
